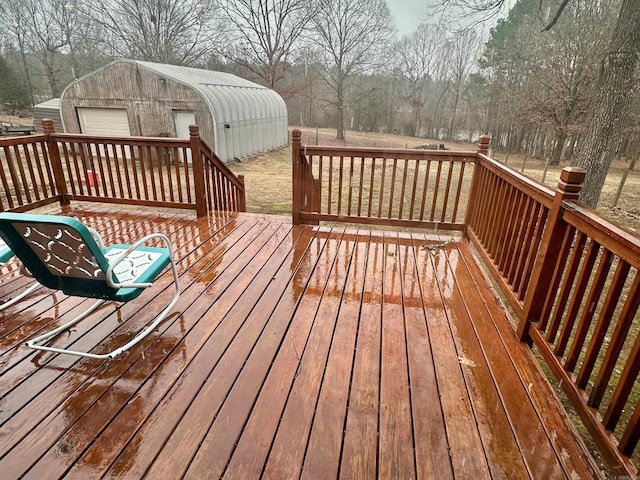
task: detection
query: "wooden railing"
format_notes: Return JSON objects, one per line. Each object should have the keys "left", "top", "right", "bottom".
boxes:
{"left": 464, "top": 150, "right": 640, "bottom": 476}
{"left": 292, "top": 130, "right": 640, "bottom": 475}
{"left": 291, "top": 130, "right": 476, "bottom": 229}
{"left": 198, "top": 130, "right": 246, "bottom": 213}
{"left": 0, "top": 134, "right": 62, "bottom": 212}
{"left": 0, "top": 119, "right": 245, "bottom": 216}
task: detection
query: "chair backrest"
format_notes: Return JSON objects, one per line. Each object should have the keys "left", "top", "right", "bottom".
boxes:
{"left": 0, "top": 213, "right": 118, "bottom": 299}
{"left": 0, "top": 237, "right": 14, "bottom": 263}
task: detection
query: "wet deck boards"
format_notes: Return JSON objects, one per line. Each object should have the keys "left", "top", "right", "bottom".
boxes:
{"left": 0, "top": 206, "right": 601, "bottom": 479}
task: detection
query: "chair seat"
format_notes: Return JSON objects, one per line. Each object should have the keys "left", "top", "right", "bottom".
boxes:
{"left": 103, "top": 245, "right": 171, "bottom": 302}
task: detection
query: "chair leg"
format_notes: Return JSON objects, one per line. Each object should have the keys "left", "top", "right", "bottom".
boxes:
{"left": 106, "top": 255, "right": 181, "bottom": 359}
{"left": 26, "top": 257, "right": 181, "bottom": 360}
{"left": 26, "top": 299, "right": 107, "bottom": 358}
{"left": 0, "top": 282, "right": 41, "bottom": 312}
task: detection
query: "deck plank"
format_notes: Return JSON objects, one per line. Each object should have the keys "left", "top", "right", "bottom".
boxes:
{"left": 26, "top": 221, "right": 295, "bottom": 480}
{"left": 452, "top": 240, "right": 602, "bottom": 479}
{"left": 300, "top": 231, "right": 370, "bottom": 480}
{"left": 0, "top": 207, "right": 602, "bottom": 479}
{"left": 438, "top": 241, "right": 567, "bottom": 479}
{"left": 378, "top": 232, "right": 416, "bottom": 480}
{"left": 414, "top": 234, "right": 532, "bottom": 480}
{"left": 401, "top": 235, "right": 454, "bottom": 480}
{"left": 417, "top": 242, "right": 491, "bottom": 479}
{"left": 261, "top": 229, "right": 350, "bottom": 479}
{"left": 339, "top": 233, "right": 384, "bottom": 479}
{"left": 1, "top": 212, "right": 256, "bottom": 477}
{"left": 91, "top": 220, "right": 285, "bottom": 478}
{"left": 217, "top": 229, "right": 334, "bottom": 479}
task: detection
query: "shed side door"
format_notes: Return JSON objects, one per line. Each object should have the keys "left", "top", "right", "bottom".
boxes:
{"left": 174, "top": 111, "right": 196, "bottom": 163}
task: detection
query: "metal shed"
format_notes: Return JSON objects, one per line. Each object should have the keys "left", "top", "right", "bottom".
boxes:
{"left": 33, "top": 98, "right": 62, "bottom": 134}
{"left": 60, "top": 59, "right": 288, "bottom": 162}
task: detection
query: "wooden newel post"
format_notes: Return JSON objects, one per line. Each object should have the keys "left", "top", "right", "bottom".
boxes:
{"left": 477, "top": 135, "right": 491, "bottom": 156}
{"left": 189, "top": 125, "right": 207, "bottom": 217}
{"left": 464, "top": 135, "right": 491, "bottom": 237}
{"left": 237, "top": 174, "right": 246, "bottom": 212}
{"left": 518, "top": 166, "right": 586, "bottom": 341}
{"left": 292, "top": 129, "right": 302, "bottom": 225}
{"left": 42, "top": 118, "right": 70, "bottom": 206}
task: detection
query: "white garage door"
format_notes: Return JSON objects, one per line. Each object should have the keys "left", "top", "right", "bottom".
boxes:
{"left": 77, "top": 107, "right": 131, "bottom": 136}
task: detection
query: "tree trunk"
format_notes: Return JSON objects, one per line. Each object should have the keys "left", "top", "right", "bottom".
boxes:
{"left": 571, "top": 0, "right": 640, "bottom": 207}
{"left": 336, "top": 81, "right": 345, "bottom": 141}
{"left": 549, "top": 131, "right": 566, "bottom": 165}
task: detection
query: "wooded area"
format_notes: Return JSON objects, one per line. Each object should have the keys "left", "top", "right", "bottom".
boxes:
{"left": 0, "top": 0, "right": 638, "bottom": 206}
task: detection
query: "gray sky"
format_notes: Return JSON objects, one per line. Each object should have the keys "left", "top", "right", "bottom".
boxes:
{"left": 387, "top": 0, "right": 429, "bottom": 35}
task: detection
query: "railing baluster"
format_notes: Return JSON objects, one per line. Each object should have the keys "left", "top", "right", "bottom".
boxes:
{"left": 576, "top": 260, "right": 631, "bottom": 389}
{"left": 418, "top": 160, "right": 431, "bottom": 221}
{"left": 398, "top": 159, "right": 408, "bottom": 219}
{"left": 440, "top": 161, "right": 454, "bottom": 222}
{"left": 327, "top": 156, "right": 333, "bottom": 215}
{"left": 565, "top": 249, "right": 613, "bottom": 373}
{"left": 589, "top": 274, "right": 640, "bottom": 408}
{"left": 538, "top": 225, "right": 576, "bottom": 331}
{"left": 546, "top": 232, "right": 588, "bottom": 343}
{"left": 367, "top": 157, "right": 375, "bottom": 217}
{"left": 337, "top": 156, "right": 344, "bottom": 215}
{"left": 604, "top": 328, "right": 640, "bottom": 431}
{"left": 554, "top": 240, "right": 600, "bottom": 357}
{"left": 388, "top": 158, "right": 397, "bottom": 218}
{"left": 516, "top": 206, "right": 547, "bottom": 298}
{"left": 357, "top": 156, "right": 365, "bottom": 217}
{"left": 451, "top": 161, "right": 465, "bottom": 223}
{"left": 378, "top": 158, "right": 386, "bottom": 218}
{"left": 429, "top": 161, "right": 442, "bottom": 221}
{"left": 408, "top": 159, "right": 419, "bottom": 221}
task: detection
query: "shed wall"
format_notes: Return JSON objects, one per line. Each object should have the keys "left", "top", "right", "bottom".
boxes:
{"left": 60, "top": 63, "right": 215, "bottom": 147}
{"left": 33, "top": 99, "right": 63, "bottom": 134}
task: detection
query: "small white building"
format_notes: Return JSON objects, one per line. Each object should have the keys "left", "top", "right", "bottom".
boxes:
{"left": 60, "top": 59, "right": 288, "bottom": 162}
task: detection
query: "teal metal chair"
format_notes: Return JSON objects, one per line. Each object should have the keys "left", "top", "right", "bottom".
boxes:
{"left": 0, "top": 212, "right": 180, "bottom": 359}
{"left": 0, "top": 237, "right": 40, "bottom": 312}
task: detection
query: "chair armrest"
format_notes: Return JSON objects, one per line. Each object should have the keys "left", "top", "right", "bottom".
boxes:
{"left": 87, "top": 227, "right": 106, "bottom": 249}
{"left": 105, "top": 233, "right": 174, "bottom": 289}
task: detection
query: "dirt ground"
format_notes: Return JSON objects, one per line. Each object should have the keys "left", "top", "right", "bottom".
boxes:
{"left": 0, "top": 112, "right": 34, "bottom": 126}
{"left": 229, "top": 127, "right": 640, "bottom": 233}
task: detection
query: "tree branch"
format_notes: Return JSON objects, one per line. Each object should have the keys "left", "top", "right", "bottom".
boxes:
{"left": 542, "top": 0, "right": 570, "bottom": 32}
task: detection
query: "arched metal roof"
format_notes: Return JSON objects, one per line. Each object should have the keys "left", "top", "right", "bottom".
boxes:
{"left": 132, "top": 60, "right": 288, "bottom": 161}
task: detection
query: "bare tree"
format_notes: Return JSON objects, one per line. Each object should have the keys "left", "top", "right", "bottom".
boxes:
{"left": 0, "top": 0, "right": 36, "bottom": 105}
{"left": 394, "top": 23, "right": 447, "bottom": 137}
{"left": 444, "top": 29, "right": 481, "bottom": 140}
{"left": 215, "top": 0, "right": 316, "bottom": 90}
{"left": 82, "top": 0, "right": 225, "bottom": 66}
{"left": 312, "top": 0, "right": 395, "bottom": 140}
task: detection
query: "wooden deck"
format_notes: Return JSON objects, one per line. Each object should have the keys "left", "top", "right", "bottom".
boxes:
{"left": 0, "top": 206, "right": 601, "bottom": 479}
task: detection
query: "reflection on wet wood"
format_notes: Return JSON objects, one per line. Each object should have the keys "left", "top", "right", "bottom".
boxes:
{"left": 0, "top": 207, "right": 600, "bottom": 479}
